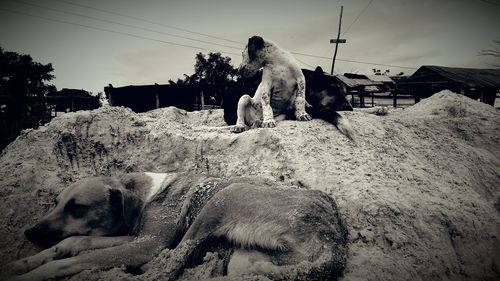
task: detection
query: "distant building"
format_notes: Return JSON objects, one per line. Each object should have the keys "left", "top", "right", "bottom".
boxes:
{"left": 402, "top": 66, "right": 500, "bottom": 106}
{"left": 46, "top": 88, "right": 100, "bottom": 114}
{"left": 334, "top": 73, "right": 396, "bottom": 107}
{"left": 367, "top": 75, "right": 397, "bottom": 91}
{"left": 104, "top": 84, "right": 202, "bottom": 113}
{"left": 0, "top": 88, "right": 99, "bottom": 151}
{"left": 300, "top": 68, "right": 405, "bottom": 108}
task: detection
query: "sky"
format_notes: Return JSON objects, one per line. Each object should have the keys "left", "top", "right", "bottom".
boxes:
{"left": 0, "top": 0, "right": 499, "bottom": 94}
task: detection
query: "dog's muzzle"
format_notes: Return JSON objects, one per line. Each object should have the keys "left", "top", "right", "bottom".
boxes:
{"left": 24, "top": 222, "right": 64, "bottom": 248}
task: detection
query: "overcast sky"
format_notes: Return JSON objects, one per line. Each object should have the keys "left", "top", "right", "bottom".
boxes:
{"left": 1, "top": 0, "right": 499, "bottom": 94}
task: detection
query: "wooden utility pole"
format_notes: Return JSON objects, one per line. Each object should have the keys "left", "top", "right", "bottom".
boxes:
{"left": 331, "top": 6, "right": 346, "bottom": 75}
{"left": 154, "top": 83, "right": 160, "bottom": 109}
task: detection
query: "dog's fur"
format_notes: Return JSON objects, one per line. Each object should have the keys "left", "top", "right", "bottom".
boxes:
{"left": 227, "top": 36, "right": 354, "bottom": 138}
{"left": 224, "top": 67, "right": 354, "bottom": 125}
{"left": 4, "top": 173, "right": 347, "bottom": 281}
{"left": 232, "top": 36, "right": 312, "bottom": 133}
{"left": 304, "top": 66, "right": 354, "bottom": 139}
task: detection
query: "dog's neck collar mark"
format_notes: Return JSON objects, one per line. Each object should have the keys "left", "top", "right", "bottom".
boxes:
{"left": 144, "top": 172, "right": 169, "bottom": 202}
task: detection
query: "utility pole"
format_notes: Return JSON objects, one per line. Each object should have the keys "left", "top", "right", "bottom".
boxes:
{"left": 330, "top": 6, "right": 346, "bottom": 75}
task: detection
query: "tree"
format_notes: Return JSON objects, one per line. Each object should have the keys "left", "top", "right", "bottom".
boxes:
{"left": 171, "top": 52, "right": 238, "bottom": 106}
{"left": 0, "top": 47, "right": 56, "bottom": 113}
{"left": 479, "top": 39, "right": 500, "bottom": 67}
{"left": 0, "top": 47, "right": 56, "bottom": 150}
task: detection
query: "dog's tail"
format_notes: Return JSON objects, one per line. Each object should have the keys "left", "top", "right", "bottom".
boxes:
{"left": 308, "top": 107, "right": 354, "bottom": 141}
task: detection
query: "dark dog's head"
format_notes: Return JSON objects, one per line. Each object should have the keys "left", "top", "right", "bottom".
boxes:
{"left": 306, "top": 66, "right": 353, "bottom": 112}
{"left": 24, "top": 177, "right": 143, "bottom": 248}
{"left": 238, "top": 35, "right": 267, "bottom": 78}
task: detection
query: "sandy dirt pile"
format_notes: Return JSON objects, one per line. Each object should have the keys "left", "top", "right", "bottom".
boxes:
{"left": 0, "top": 90, "right": 499, "bottom": 281}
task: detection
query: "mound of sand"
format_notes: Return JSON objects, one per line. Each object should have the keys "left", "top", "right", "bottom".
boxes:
{"left": 0, "top": 90, "right": 499, "bottom": 281}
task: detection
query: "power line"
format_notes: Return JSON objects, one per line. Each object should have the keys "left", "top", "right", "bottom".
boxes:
{"left": 54, "top": 0, "right": 245, "bottom": 45}
{"left": 0, "top": 7, "right": 417, "bottom": 70}
{"left": 54, "top": 0, "right": 398, "bottom": 69}
{"left": 290, "top": 52, "right": 417, "bottom": 70}
{"left": 14, "top": 0, "right": 242, "bottom": 50}
{"left": 0, "top": 8, "right": 241, "bottom": 56}
{"left": 294, "top": 57, "right": 315, "bottom": 68}
{"left": 337, "top": 58, "right": 417, "bottom": 70}
{"left": 479, "top": 0, "right": 500, "bottom": 6}
{"left": 342, "top": 0, "right": 374, "bottom": 35}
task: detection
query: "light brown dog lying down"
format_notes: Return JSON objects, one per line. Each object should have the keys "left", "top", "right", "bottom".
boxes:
{"left": 3, "top": 172, "right": 347, "bottom": 281}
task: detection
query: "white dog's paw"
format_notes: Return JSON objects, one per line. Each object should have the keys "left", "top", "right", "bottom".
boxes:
{"left": 296, "top": 112, "right": 312, "bottom": 121}
{"left": 231, "top": 124, "right": 248, "bottom": 133}
{"left": 261, "top": 120, "right": 276, "bottom": 128}
{"left": 252, "top": 120, "right": 263, "bottom": 128}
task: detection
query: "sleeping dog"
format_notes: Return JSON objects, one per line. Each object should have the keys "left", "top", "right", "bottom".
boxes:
{"left": 3, "top": 173, "right": 347, "bottom": 281}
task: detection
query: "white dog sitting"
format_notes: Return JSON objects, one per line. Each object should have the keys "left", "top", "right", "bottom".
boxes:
{"left": 232, "top": 36, "right": 312, "bottom": 133}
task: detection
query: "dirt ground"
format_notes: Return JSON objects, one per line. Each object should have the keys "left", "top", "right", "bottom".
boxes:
{"left": 0, "top": 90, "right": 499, "bottom": 281}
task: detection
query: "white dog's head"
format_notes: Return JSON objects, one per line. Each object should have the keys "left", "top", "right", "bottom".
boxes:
{"left": 238, "top": 36, "right": 267, "bottom": 78}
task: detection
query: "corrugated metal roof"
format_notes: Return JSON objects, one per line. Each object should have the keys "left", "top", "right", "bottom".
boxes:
{"left": 408, "top": 65, "right": 500, "bottom": 87}
{"left": 336, "top": 74, "right": 383, "bottom": 87}
{"left": 335, "top": 75, "right": 359, "bottom": 88}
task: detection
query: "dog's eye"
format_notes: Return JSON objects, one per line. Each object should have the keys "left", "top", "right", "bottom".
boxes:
{"left": 64, "top": 199, "right": 88, "bottom": 218}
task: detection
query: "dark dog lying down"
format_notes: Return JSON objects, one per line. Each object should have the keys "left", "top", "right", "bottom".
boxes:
{"left": 4, "top": 172, "right": 347, "bottom": 281}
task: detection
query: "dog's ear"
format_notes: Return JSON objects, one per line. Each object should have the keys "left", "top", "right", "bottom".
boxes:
{"left": 248, "top": 36, "right": 264, "bottom": 61}
{"left": 314, "top": 66, "right": 324, "bottom": 74}
{"left": 308, "top": 66, "right": 324, "bottom": 86}
{"left": 109, "top": 189, "right": 143, "bottom": 234}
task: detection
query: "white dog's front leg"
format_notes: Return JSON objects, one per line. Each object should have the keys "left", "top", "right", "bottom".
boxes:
{"left": 254, "top": 81, "right": 275, "bottom": 128}
{"left": 294, "top": 78, "right": 312, "bottom": 121}
{"left": 260, "top": 93, "right": 275, "bottom": 128}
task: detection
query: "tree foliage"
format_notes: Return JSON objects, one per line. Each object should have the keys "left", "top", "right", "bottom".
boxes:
{"left": 0, "top": 47, "right": 57, "bottom": 150}
{"left": 0, "top": 47, "right": 56, "bottom": 100}
{"left": 170, "top": 52, "right": 238, "bottom": 106}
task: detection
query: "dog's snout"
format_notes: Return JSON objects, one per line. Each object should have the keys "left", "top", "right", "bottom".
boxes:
{"left": 24, "top": 222, "right": 63, "bottom": 248}
{"left": 24, "top": 223, "right": 47, "bottom": 245}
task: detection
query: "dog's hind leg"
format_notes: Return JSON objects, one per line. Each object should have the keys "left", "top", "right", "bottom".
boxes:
{"left": 232, "top": 94, "right": 252, "bottom": 133}
{"left": 227, "top": 249, "right": 274, "bottom": 276}
{"left": 231, "top": 94, "right": 262, "bottom": 133}
{"left": 230, "top": 249, "right": 344, "bottom": 281}
{"left": 157, "top": 200, "right": 226, "bottom": 280}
